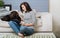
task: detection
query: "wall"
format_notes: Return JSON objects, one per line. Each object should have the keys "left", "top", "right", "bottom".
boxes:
{"left": 3, "top": 0, "right": 48, "bottom": 12}
{"left": 50, "top": 0, "right": 60, "bottom": 38}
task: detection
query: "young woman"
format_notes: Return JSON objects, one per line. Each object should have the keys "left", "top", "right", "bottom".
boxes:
{"left": 8, "top": 2, "right": 36, "bottom": 38}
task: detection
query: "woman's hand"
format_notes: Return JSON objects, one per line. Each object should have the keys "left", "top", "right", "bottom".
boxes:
{"left": 20, "top": 21, "right": 25, "bottom": 25}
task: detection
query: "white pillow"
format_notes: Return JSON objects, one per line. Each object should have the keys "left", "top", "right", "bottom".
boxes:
{"left": 0, "top": 10, "right": 10, "bottom": 18}
{"left": 0, "top": 27, "right": 14, "bottom": 32}
{"left": 0, "top": 19, "right": 10, "bottom": 28}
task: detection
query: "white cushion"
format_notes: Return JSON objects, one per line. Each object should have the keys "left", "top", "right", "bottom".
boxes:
{"left": 35, "top": 13, "right": 52, "bottom": 31}
{"left": 0, "top": 27, "right": 14, "bottom": 32}
{"left": 0, "top": 10, "right": 10, "bottom": 18}
{"left": 0, "top": 19, "right": 10, "bottom": 28}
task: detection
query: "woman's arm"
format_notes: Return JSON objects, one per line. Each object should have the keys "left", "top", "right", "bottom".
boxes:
{"left": 24, "top": 23, "right": 33, "bottom": 26}
{"left": 20, "top": 21, "right": 33, "bottom": 26}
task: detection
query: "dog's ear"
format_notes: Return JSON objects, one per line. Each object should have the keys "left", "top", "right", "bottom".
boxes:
{"left": 1, "top": 15, "right": 10, "bottom": 21}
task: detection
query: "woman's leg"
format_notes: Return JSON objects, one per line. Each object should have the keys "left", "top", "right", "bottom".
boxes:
{"left": 8, "top": 21, "right": 20, "bottom": 34}
{"left": 25, "top": 28, "right": 34, "bottom": 36}
{"left": 8, "top": 21, "right": 24, "bottom": 38}
{"left": 20, "top": 26, "right": 34, "bottom": 36}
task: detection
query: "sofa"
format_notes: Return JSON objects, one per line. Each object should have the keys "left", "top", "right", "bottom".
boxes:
{"left": 0, "top": 12, "right": 52, "bottom": 32}
{"left": 0, "top": 10, "right": 56, "bottom": 38}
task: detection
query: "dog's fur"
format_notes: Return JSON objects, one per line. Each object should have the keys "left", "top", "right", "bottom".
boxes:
{"left": 1, "top": 11, "right": 21, "bottom": 24}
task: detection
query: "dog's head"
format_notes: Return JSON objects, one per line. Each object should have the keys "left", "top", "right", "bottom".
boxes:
{"left": 1, "top": 11, "right": 21, "bottom": 22}
{"left": 1, "top": 15, "right": 10, "bottom": 21}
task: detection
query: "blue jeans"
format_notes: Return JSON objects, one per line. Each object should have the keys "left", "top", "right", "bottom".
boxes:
{"left": 8, "top": 21, "right": 34, "bottom": 36}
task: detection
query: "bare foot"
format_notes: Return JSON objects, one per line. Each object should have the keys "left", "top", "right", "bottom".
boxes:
{"left": 18, "top": 33, "right": 24, "bottom": 38}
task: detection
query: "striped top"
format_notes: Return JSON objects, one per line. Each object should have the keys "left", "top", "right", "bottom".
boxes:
{"left": 19, "top": 11, "right": 36, "bottom": 29}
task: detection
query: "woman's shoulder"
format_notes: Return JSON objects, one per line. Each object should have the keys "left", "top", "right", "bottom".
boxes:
{"left": 30, "top": 9, "right": 36, "bottom": 13}
{"left": 29, "top": 10, "right": 36, "bottom": 15}
{"left": 30, "top": 10, "right": 34, "bottom": 13}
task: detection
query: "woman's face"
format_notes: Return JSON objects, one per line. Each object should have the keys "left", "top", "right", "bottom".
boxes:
{"left": 21, "top": 5, "right": 26, "bottom": 12}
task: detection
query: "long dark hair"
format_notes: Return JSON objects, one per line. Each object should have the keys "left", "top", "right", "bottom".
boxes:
{"left": 20, "top": 2, "right": 32, "bottom": 13}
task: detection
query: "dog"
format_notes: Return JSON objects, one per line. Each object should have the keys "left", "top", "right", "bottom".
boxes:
{"left": 1, "top": 11, "right": 21, "bottom": 24}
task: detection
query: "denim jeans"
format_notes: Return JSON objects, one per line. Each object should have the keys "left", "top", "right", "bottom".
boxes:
{"left": 8, "top": 21, "right": 34, "bottom": 36}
